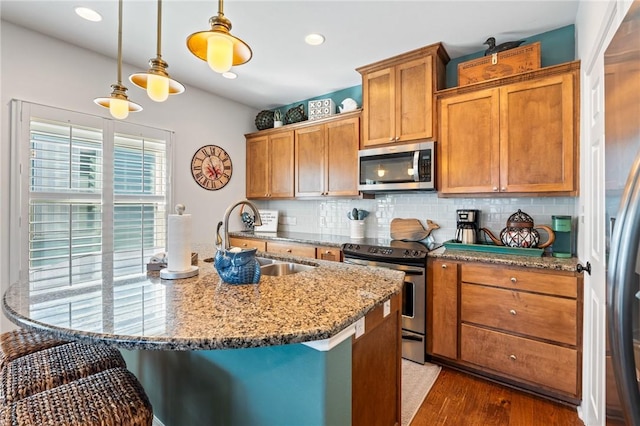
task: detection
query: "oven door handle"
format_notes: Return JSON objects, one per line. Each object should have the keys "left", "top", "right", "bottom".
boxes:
{"left": 343, "top": 258, "right": 424, "bottom": 274}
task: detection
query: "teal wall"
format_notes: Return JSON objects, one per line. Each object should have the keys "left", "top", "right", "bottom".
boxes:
{"left": 446, "top": 25, "right": 575, "bottom": 87}
{"left": 272, "top": 25, "right": 575, "bottom": 121}
{"left": 122, "top": 339, "right": 352, "bottom": 425}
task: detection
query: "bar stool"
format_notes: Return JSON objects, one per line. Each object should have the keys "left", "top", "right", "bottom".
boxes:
{"left": 0, "top": 367, "right": 153, "bottom": 426}
{"left": 0, "top": 342, "right": 126, "bottom": 404}
{"left": 0, "top": 328, "right": 68, "bottom": 371}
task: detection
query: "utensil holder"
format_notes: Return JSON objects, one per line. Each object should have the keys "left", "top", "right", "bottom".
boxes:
{"left": 350, "top": 220, "right": 365, "bottom": 239}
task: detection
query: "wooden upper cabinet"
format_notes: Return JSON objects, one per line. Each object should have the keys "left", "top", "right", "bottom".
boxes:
{"left": 295, "top": 125, "right": 326, "bottom": 197}
{"left": 325, "top": 116, "right": 359, "bottom": 196}
{"left": 246, "top": 130, "right": 294, "bottom": 199}
{"left": 439, "top": 88, "right": 500, "bottom": 194}
{"left": 294, "top": 112, "right": 360, "bottom": 198}
{"left": 500, "top": 73, "right": 576, "bottom": 193}
{"left": 358, "top": 43, "right": 449, "bottom": 148}
{"left": 437, "top": 61, "right": 579, "bottom": 196}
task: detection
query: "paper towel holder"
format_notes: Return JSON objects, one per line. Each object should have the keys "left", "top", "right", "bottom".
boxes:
{"left": 160, "top": 204, "right": 199, "bottom": 280}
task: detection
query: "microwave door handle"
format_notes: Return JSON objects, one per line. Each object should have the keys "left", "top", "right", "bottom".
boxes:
{"left": 412, "top": 151, "right": 420, "bottom": 182}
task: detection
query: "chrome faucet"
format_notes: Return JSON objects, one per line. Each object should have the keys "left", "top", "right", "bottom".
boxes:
{"left": 221, "top": 200, "right": 263, "bottom": 251}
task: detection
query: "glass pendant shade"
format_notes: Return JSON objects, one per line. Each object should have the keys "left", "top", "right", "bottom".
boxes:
{"left": 109, "top": 97, "right": 130, "bottom": 119}
{"left": 186, "top": 0, "right": 252, "bottom": 73}
{"left": 129, "top": 0, "right": 184, "bottom": 102}
{"left": 207, "top": 34, "right": 234, "bottom": 73}
{"left": 146, "top": 73, "right": 170, "bottom": 102}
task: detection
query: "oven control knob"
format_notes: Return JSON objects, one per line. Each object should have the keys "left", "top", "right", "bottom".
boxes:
{"left": 404, "top": 250, "right": 410, "bottom": 256}
{"left": 412, "top": 250, "right": 420, "bottom": 257}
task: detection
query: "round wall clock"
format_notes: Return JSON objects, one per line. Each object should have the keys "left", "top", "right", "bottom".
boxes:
{"left": 190, "top": 145, "right": 233, "bottom": 190}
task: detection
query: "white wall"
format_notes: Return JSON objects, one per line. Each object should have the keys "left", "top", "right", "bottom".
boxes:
{"left": 0, "top": 21, "right": 258, "bottom": 331}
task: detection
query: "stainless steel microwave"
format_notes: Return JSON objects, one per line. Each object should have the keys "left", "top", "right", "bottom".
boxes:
{"left": 358, "top": 141, "right": 435, "bottom": 192}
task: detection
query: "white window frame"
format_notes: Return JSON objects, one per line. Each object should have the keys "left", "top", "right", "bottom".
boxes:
{"left": 9, "top": 100, "right": 174, "bottom": 286}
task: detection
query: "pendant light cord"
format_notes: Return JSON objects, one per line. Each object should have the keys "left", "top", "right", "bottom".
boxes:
{"left": 156, "top": 0, "right": 162, "bottom": 58}
{"left": 117, "top": 0, "right": 123, "bottom": 85}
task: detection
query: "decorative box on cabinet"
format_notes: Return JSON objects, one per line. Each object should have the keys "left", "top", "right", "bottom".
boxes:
{"left": 437, "top": 61, "right": 580, "bottom": 196}
{"left": 357, "top": 43, "right": 449, "bottom": 148}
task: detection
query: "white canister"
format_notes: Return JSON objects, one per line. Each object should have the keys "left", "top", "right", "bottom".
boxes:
{"left": 350, "top": 220, "right": 365, "bottom": 239}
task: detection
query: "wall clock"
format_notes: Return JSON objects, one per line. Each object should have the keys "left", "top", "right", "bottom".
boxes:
{"left": 191, "top": 145, "right": 233, "bottom": 190}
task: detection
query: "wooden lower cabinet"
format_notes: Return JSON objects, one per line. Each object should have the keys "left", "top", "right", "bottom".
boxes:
{"left": 266, "top": 240, "right": 316, "bottom": 258}
{"left": 460, "top": 324, "right": 578, "bottom": 396}
{"left": 316, "top": 245, "right": 342, "bottom": 262}
{"left": 228, "top": 237, "right": 266, "bottom": 252}
{"left": 227, "top": 236, "right": 342, "bottom": 262}
{"left": 352, "top": 293, "right": 401, "bottom": 426}
{"left": 428, "top": 259, "right": 583, "bottom": 404}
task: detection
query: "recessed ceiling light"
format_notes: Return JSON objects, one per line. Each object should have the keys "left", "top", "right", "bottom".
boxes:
{"left": 305, "top": 33, "right": 325, "bottom": 46}
{"left": 75, "top": 6, "right": 102, "bottom": 22}
{"left": 222, "top": 72, "right": 237, "bottom": 79}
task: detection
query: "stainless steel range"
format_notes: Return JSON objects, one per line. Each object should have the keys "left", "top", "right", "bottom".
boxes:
{"left": 342, "top": 240, "right": 431, "bottom": 364}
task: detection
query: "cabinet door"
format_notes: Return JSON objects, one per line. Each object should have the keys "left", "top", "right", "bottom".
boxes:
{"left": 396, "top": 56, "right": 434, "bottom": 142}
{"left": 438, "top": 88, "right": 500, "bottom": 194}
{"left": 246, "top": 135, "right": 270, "bottom": 199}
{"left": 500, "top": 73, "right": 576, "bottom": 193}
{"left": 429, "top": 259, "right": 459, "bottom": 359}
{"left": 362, "top": 67, "right": 395, "bottom": 147}
{"left": 268, "top": 131, "right": 295, "bottom": 198}
{"left": 295, "top": 125, "right": 326, "bottom": 197}
{"left": 326, "top": 117, "right": 360, "bottom": 196}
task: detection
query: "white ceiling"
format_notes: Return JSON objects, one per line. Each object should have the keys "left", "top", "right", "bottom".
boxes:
{"left": 1, "top": 0, "right": 580, "bottom": 110}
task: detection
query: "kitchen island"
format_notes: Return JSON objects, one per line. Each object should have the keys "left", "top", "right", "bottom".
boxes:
{"left": 2, "top": 253, "right": 404, "bottom": 425}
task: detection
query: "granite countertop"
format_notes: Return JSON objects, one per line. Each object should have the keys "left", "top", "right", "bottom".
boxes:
{"left": 428, "top": 246, "right": 580, "bottom": 272}
{"left": 229, "top": 230, "right": 348, "bottom": 248}
{"left": 2, "top": 255, "right": 404, "bottom": 351}
{"left": 230, "top": 230, "right": 581, "bottom": 272}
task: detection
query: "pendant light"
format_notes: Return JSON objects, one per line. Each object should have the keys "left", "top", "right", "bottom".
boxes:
{"left": 130, "top": 0, "right": 184, "bottom": 102}
{"left": 186, "top": 0, "right": 252, "bottom": 74}
{"left": 94, "top": 0, "right": 142, "bottom": 119}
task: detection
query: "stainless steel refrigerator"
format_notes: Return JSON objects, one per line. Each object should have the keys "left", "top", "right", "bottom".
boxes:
{"left": 605, "top": 1, "right": 640, "bottom": 424}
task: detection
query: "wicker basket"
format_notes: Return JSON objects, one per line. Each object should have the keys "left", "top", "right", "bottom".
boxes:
{"left": 284, "top": 104, "right": 307, "bottom": 125}
{"left": 255, "top": 110, "right": 274, "bottom": 130}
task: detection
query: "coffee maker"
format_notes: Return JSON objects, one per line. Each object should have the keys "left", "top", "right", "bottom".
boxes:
{"left": 456, "top": 209, "right": 479, "bottom": 244}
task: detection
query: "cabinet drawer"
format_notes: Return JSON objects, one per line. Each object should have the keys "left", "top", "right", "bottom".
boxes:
{"left": 461, "top": 284, "right": 577, "bottom": 345}
{"left": 316, "top": 246, "right": 342, "bottom": 262}
{"left": 267, "top": 241, "right": 316, "bottom": 258}
{"left": 228, "top": 237, "right": 266, "bottom": 252}
{"left": 461, "top": 263, "right": 577, "bottom": 298}
{"left": 461, "top": 324, "right": 578, "bottom": 396}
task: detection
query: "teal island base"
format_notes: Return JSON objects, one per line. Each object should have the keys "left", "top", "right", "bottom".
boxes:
{"left": 122, "top": 339, "right": 352, "bottom": 426}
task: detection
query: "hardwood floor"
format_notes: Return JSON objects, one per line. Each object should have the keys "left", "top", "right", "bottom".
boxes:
{"left": 410, "top": 367, "right": 584, "bottom": 426}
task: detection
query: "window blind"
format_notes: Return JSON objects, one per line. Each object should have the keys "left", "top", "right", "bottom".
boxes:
{"left": 12, "top": 101, "right": 171, "bottom": 333}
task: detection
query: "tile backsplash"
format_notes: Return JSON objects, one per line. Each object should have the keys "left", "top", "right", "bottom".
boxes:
{"left": 256, "top": 193, "right": 578, "bottom": 247}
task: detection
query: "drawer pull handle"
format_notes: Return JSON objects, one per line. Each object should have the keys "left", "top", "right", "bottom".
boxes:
{"left": 510, "top": 277, "right": 517, "bottom": 283}
{"left": 242, "top": 243, "right": 248, "bottom": 247}
{"left": 509, "top": 309, "right": 517, "bottom": 315}
{"left": 509, "top": 354, "right": 517, "bottom": 361}
{"left": 441, "top": 264, "right": 447, "bottom": 269}
{"left": 286, "top": 249, "right": 292, "bottom": 253}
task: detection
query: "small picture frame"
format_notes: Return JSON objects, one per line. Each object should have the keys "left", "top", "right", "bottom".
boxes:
{"left": 255, "top": 210, "right": 279, "bottom": 233}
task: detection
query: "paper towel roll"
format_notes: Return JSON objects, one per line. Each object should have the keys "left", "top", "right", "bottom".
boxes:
{"left": 167, "top": 214, "right": 192, "bottom": 272}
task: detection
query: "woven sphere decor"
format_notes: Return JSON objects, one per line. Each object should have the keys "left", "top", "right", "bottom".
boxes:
{"left": 255, "top": 110, "right": 274, "bottom": 130}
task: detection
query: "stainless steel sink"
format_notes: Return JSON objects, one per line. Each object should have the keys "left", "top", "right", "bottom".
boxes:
{"left": 260, "top": 262, "right": 316, "bottom": 276}
{"left": 256, "top": 257, "right": 279, "bottom": 266}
